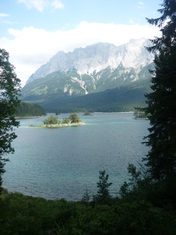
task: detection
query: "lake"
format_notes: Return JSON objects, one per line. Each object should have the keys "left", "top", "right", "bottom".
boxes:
{"left": 2, "top": 112, "right": 149, "bottom": 201}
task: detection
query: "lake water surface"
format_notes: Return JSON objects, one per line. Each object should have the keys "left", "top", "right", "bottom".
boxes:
{"left": 3, "top": 112, "right": 149, "bottom": 201}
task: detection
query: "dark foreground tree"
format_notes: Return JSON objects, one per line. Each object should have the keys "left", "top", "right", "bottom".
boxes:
{"left": 0, "top": 49, "right": 21, "bottom": 194}
{"left": 94, "top": 170, "right": 112, "bottom": 203}
{"left": 143, "top": 0, "right": 176, "bottom": 181}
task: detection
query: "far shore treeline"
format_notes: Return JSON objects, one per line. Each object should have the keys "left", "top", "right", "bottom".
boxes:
{"left": 21, "top": 78, "right": 151, "bottom": 113}
{"left": 15, "top": 102, "right": 46, "bottom": 117}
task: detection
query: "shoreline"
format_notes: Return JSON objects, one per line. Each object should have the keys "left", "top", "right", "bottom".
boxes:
{"left": 16, "top": 115, "right": 46, "bottom": 119}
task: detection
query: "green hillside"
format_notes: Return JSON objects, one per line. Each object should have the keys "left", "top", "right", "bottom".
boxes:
{"left": 21, "top": 78, "right": 151, "bottom": 113}
{"left": 21, "top": 62, "right": 153, "bottom": 113}
{"left": 15, "top": 102, "right": 46, "bottom": 117}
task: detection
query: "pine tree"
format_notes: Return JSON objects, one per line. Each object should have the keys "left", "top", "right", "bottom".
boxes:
{"left": 95, "top": 170, "right": 112, "bottom": 203}
{"left": 143, "top": 0, "right": 176, "bottom": 181}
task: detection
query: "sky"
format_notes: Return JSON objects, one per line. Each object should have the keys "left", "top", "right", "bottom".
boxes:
{"left": 0, "top": 0, "right": 162, "bottom": 87}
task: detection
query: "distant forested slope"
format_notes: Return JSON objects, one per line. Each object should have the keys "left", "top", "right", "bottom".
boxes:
{"left": 33, "top": 79, "right": 151, "bottom": 113}
{"left": 15, "top": 102, "right": 46, "bottom": 117}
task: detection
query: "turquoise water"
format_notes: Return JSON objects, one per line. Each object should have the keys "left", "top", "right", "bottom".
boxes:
{"left": 2, "top": 112, "right": 149, "bottom": 201}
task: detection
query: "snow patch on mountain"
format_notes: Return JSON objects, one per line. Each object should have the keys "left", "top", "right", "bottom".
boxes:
{"left": 71, "top": 76, "right": 88, "bottom": 94}
{"left": 27, "top": 38, "right": 153, "bottom": 84}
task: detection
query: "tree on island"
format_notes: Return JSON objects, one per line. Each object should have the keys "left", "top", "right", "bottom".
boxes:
{"left": 133, "top": 109, "right": 149, "bottom": 119}
{"left": 62, "top": 118, "right": 70, "bottom": 124}
{"left": 142, "top": 0, "right": 176, "bottom": 181}
{"left": 43, "top": 115, "right": 59, "bottom": 125}
{"left": 69, "top": 113, "right": 81, "bottom": 123}
{"left": 43, "top": 113, "right": 81, "bottom": 125}
{"left": 0, "top": 49, "right": 21, "bottom": 194}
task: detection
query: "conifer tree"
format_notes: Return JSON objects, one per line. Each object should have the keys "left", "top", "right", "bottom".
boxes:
{"left": 96, "top": 170, "right": 112, "bottom": 202}
{"left": 143, "top": 0, "right": 176, "bottom": 181}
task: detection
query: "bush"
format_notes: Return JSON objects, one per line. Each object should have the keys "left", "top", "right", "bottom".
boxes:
{"left": 62, "top": 118, "right": 70, "bottom": 124}
{"left": 43, "top": 115, "right": 58, "bottom": 124}
{"left": 69, "top": 113, "right": 81, "bottom": 123}
{"left": 93, "top": 170, "right": 112, "bottom": 204}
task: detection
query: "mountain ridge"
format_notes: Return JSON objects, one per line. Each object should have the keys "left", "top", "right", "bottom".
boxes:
{"left": 27, "top": 38, "right": 153, "bottom": 85}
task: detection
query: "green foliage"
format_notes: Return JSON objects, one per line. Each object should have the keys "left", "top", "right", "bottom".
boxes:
{"left": 0, "top": 190, "right": 176, "bottom": 235}
{"left": 1, "top": 165, "right": 176, "bottom": 234}
{"left": 62, "top": 117, "right": 70, "bottom": 124}
{"left": 21, "top": 71, "right": 151, "bottom": 113}
{"left": 142, "top": 0, "right": 176, "bottom": 181}
{"left": 94, "top": 170, "right": 112, "bottom": 203}
{"left": 15, "top": 102, "right": 46, "bottom": 117}
{"left": 43, "top": 80, "right": 150, "bottom": 113}
{"left": 43, "top": 115, "right": 58, "bottom": 124}
{"left": 0, "top": 49, "right": 20, "bottom": 194}
{"left": 81, "top": 187, "right": 91, "bottom": 205}
{"left": 69, "top": 112, "right": 80, "bottom": 123}
{"left": 119, "top": 164, "right": 154, "bottom": 203}
{"left": 133, "top": 108, "right": 150, "bottom": 119}
{"left": 84, "top": 110, "right": 91, "bottom": 115}
{"left": 43, "top": 113, "right": 81, "bottom": 125}
{"left": 119, "top": 161, "right": 176, "bottom": 210}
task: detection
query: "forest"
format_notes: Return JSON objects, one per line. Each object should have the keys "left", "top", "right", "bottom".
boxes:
{"left": 15, "top": 102, "right": 46, "bottom": 117}
{"left": 23, "top": 78, "right": 151, "bottom": 113}
{"left": 0, "top": 168, "right": 176, "bottom": 235}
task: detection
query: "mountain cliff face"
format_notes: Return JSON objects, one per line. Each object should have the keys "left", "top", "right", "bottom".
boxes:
{"left": 27, "top": 38, "right": 153, "bottom": 85}
{"left": 22, "top": 38, "right": 153, "bottom": 112}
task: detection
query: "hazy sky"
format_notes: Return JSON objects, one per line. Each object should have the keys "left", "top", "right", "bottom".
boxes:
{"left": 0, "top": 0, "right": 161, "bottom": 86}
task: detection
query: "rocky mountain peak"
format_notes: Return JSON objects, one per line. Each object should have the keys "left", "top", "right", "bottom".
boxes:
{"left": 26, "top": 38, "right": 153, "bottom": 84}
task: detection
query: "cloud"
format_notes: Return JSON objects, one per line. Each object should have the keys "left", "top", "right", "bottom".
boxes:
{"left": 129, "top": 18, "right": 135, "bottom": 24}
{"left": 17, "top": 0, "right": 46, "bottom": 11}
{"left": 17, "top": 0, "right": 64, "bottom": 11}
{"left": 0, "top": 22, "right": 160, "bottom": 87}
{"left": 0, "top": 13, "right": 10, "bottom": 17}
{"left": 138, "top": 1, "right": 144, "bottom": 9}
{"left": 139, "top": 1, "right": 144, "bottom": 5}
{"left": 52, "top": 0, "right": 64, "bottom": 9}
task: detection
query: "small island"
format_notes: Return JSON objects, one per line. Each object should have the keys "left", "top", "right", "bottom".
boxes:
{"left": 133, "top": 108, "right": 150, "bottom": 119}
{"left": 30, "top": 112, "right": 86, "bottom": 128}
{"left": 83, "top": 111, "right": 91, "bottom": 116}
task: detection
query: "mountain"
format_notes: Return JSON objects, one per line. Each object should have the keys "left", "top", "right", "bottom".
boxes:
{"left": 27, "top": 38, "right": 153, "bottom": 85}
{"left": 22, "top": 38, "right": 153, "bottom": 112}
